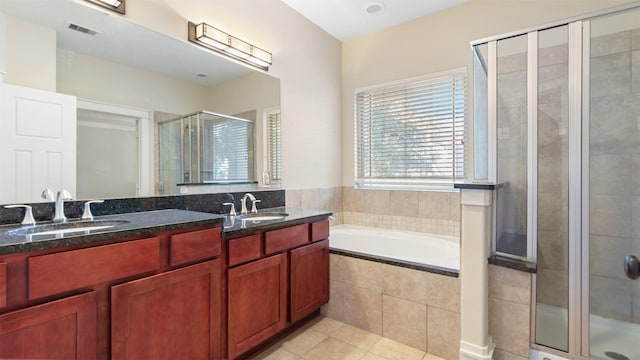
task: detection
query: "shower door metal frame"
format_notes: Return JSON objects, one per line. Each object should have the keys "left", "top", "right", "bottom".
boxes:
{"left": 471, "top": 2, "right": 640, "bottom": 358}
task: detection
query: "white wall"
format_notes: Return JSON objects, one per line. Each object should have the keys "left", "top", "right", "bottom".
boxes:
{"left": 341, "top": 0, "right": 635, "bottom": 186}
{"left": 57, "top": 50, "right": 210, "bottom": 115}
{"left": 124, "top": 0, "right": 343, "bottom": 190}
{"left": 4, "top": 16, "right": 56, "bottom": 91}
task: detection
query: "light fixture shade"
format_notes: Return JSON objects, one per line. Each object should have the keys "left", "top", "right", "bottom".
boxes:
{"left": 188, "top": 22, "right": 272, "bottom": 71}
{"left": 83, "top": 0, "right": 125, "bottom": 14}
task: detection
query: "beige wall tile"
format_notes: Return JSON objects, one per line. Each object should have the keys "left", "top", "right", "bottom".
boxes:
{"left": 488, "top": 265, "right": 531, "bottom": 305}
{"left": 382, "top": 264, "right": 428, "bottom": 304}
{"left": 365, "top": 190, "right": 391, "bottom": 215}
{"left": 426, "top": 307, "right": 460, "bottom": 360}
{"left": 343, "top": 256, "right": 384, "bottom": 292}
{"left": 419, "top": 192, "right": 452, "bottom": 220}
{"left": 590, "top": 195, "right": 632, "bottom": 238}
{"left": 591, "top": 31, "right": 631, "bottom": 58}
{"left": 536, "top": 268, "right": 568, "bottom": 308}
{"left": 425, "top": 273, "right": 460, "bottom": 313}
{"left": 330, "top": 254, "right": 346, "bottom": 283}
{"left": 537, "top": 230, "right": 568, "bottom": 271}
{"left": 369, "top": 337, "right": 425, "bottom": 360}
{"left": 286, "top": 189, "right": 303, "bottom": 209}
{"left": 344, "top": 287, "right": 383, "bottom": 335}
{"left": 590, "top": 275, "right": 632, "bottom": 321}
{"left": 331, "top": 324, "right": 381, "bottom": 350}
{"left": 633, "top": 281, "right": 640, "bottom": 324}
{"left": 304, "top": 338, "right": 367, "bottom": 360}
{"left": 422, "top": 354, "right": 446, "bottom": 360}
{"left": 590, "top": 235, "right": 632, "bottom": 280}
{"left": 389, "top": 191, "right": 419, "bottom": 217}
{"left": 633, "top": 50, "right": 640, "bottom": 93}
{"left": 489, "top": 298, "right": 530, "bottom": 358}
{"left": 382, "top": 295, "right": 427, "bottom": 351}
{"left": 321, "top": 280, "right": 345, "bottom": 322}
{"left": 449, "top": 192, "right": 461, "bottom": 222}
{"left": 590, "top": 153, "right": 632, "bottom": 196}
{"left": 590, "top": 52, "right": 631, "bottom": 99}
{"left": 633, "top": 29, "right": 640, "bottom": 51}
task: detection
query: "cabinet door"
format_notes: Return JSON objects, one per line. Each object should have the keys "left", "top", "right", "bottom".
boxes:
{"left": 228, "top": 253, "right": 287, "bottom": 360}
{"left": 111, "top": 260, "right": 221, "bottom": 360}
{"left": 290, "top": 239, "right": 329, "bottom": 323}
{"left": 0, "top": 291, "right": 96, "bottom": 359}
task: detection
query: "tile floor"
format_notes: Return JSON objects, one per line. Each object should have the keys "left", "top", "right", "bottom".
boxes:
{"left": 254, "top": 316, "right": 445, "bottom": 360}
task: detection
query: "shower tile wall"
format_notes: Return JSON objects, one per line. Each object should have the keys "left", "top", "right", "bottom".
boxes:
{"left": 589, "top": 27, "right": 640, "bottom": 323}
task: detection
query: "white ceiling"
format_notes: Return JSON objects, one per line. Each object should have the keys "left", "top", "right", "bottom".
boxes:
{"left": 280, "top": 0, "right": 471, "bottom": 41}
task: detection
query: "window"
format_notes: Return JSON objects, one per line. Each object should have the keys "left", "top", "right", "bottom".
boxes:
{"left": 201, "top": 115, "right": 254, "bottom": 182}
{"left": 355, "top": 69, "right": 466, "bottom": 189}
{"left": 263, "top": 108, "right": 281, "bottom": 186}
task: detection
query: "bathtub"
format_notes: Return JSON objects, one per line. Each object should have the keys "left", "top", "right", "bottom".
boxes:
{"left": 329, "top": 224, "right": 460, "bottom": 272}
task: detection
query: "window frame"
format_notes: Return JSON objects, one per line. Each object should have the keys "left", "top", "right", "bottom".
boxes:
{"left": 354, "top": 67, "right": 467, "bottom": 191}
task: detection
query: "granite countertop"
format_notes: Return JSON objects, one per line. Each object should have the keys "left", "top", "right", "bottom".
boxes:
{"left": 0, "top": 207, "right": 332, "bottom": 255}
{"left": 221, "top": 207, "right": 333, "bottom": 237}
{"left": 0, "top": 209, "right": 222, "bottom": 255}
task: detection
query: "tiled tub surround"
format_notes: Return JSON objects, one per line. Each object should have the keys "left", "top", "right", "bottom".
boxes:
{"left": 343, "top": 188, "right": 460, "bottom": 237}
{"left": 322, "top": 254, "right": 461, "bottom": 360}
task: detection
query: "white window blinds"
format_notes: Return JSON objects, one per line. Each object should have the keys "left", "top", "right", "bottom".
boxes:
{"left": 264, "top": 110, "right": 282, "bottom": 184}
{"left": 355, "top": 70, "right": 466, "bottom": 189}
{"left": 202, "top": 118, "right": 253, "bottom": 181}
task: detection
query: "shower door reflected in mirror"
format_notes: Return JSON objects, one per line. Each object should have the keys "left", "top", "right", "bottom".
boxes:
{"left": 587, "top": 8, "right": 640, "bottom": 360}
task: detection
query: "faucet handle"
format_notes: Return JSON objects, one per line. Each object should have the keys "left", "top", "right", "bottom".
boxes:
{"left": 4, "top": 204, "right": 36, "bottom": 226}
{"left": 58, "top": 189, "right": 72, "bottom": 200}
{"left": 81, "top": 200, "right": 104, "bottom": 221}
{"left": 41, "top": 188, "right": 54, "bottom": 201}
{"left": 250, "top": 199, "right": 261, "bottom": 213}
{"left": 222, "top": 202, "right": 237, "bottom": 217}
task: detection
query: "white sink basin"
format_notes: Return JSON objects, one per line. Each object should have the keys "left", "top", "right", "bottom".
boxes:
{"left": 5, "top": 219, "right": 129, "bottom": 237}
{"left": 238, "top": 212, "right": 289, "bottom": 221}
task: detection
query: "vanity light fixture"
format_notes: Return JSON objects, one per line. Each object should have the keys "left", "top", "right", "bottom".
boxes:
{"left": 188, "top": 22, "right": 272, "bottom": 71}
{"left": 82, "top": 0, "right": 125, "bottom": 14}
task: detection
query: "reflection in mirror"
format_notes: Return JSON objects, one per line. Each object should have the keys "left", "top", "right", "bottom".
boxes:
{"left": 0, "top": 0, "right": 281, "bottom": 203}
{"left": 159, "top": 111, "right": 255, "bottom": 195}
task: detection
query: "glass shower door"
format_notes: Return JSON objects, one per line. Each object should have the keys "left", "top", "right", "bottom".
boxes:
{"left": 586, "top": 7, "right": 640, "bottom": 360}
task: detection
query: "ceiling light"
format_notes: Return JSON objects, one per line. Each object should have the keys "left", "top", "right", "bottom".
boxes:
{"left": 82, "top": 0, "right": 125, "bottom": 14}
{"left": 188, "top": 22, "right": 272, "bottom": 71}
{"left": 366, "top": 2, "right": 384, "bottom": 14}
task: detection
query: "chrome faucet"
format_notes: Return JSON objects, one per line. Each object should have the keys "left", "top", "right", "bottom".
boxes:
{"left": 53, "top": 189, "right": 72, "bottom": 223}
{"left": 240, "top": 193, "right": 261, "bottom": 214}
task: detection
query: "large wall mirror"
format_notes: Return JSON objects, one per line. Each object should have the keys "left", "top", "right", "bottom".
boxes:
{"left": 0, "top": 0, "right": 281, "bottom": 203}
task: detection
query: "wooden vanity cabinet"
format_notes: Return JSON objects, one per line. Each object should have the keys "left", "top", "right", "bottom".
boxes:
{"left": 226, "top": 219, "right": 330, "bottom": 359}
{"left": 0, "top": 225, "right": 222, "bottom": 360}
{"left": 228, "top": 253, "right": 287, "bottom": 360}
{"left": 0, "top": 291, "right": 97, "bottom": 359}
{"left": 290, "top": 239, "right": 329, "bottom": 323}
{"left": 112, "top": 259, "right": 221, "bottom": 360}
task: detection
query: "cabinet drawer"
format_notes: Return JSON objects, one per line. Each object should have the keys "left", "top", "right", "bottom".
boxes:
{"left": 228, "top": 234, "right": 262, "bottom": 267}
{"left": 265, "top": 224, "right": 309, "bottom": 255}
{"left": 29, "top": 238, "right": 160, "bottom": 300}
{"left": 310, "top": 219, "right": 329, "bottom": 242}
{"left": 170, "top": 228, "right": 221, "bottom": 266}
{"left": 0, "top": 262, "right": 6, "bottom": 308}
